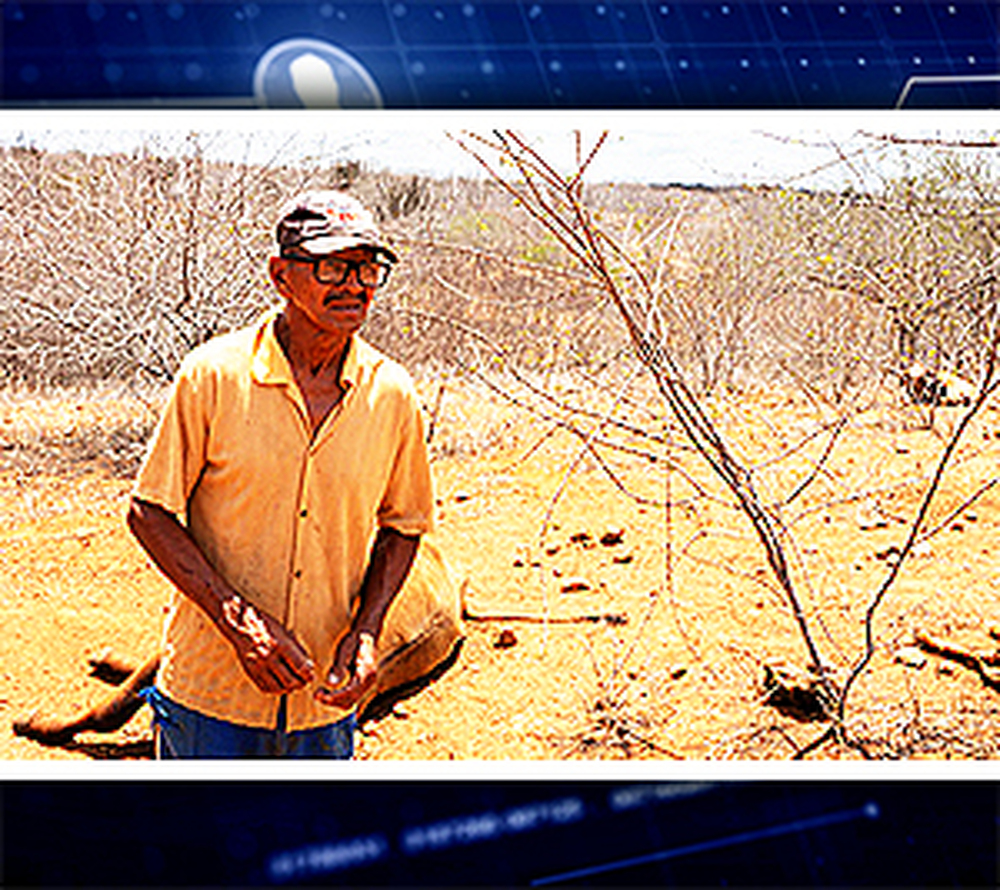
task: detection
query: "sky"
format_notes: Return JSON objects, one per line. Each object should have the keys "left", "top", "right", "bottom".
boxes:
{"left": 0, "top": 109, "right": 997, "bottom": 192}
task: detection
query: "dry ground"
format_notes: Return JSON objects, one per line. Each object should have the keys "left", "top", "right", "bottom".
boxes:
{"left": 2, "top": 379, "right": 999, "bottom": 760}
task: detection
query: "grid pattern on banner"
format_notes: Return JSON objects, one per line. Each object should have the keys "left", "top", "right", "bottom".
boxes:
{"left": 2, "top": 1, "right": 998, "bottom": 107}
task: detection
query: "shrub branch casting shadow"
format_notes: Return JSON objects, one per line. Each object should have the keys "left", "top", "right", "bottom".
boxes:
{"left": 451, "top": 128, "right": 1000, "bottom": 758}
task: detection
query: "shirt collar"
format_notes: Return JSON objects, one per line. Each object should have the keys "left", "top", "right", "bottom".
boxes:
{"left": 251, "top": 308, "right": 368, "bottom": 389}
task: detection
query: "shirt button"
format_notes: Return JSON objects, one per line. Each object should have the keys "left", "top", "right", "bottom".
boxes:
{"left": 300, "top": 509, "right": 308, "bottom": 518}
{"left": 293, "top": 569, "right": 302, "bottom": 579}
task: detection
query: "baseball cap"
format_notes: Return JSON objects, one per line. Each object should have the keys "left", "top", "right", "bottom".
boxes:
{"left": 276, "top": 190, "right": 398, "bottom": 262}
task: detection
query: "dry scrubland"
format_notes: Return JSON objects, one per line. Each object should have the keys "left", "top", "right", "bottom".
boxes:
{"left": 1, "top": 131, "right": 999, "bottom": 759}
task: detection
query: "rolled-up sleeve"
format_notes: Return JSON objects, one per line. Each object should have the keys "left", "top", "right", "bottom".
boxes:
{"left": 133, "top": 355, "right": 214, "bottom": 517}
{"left": 377, "top": 384, "right": 435, "bottom": 537}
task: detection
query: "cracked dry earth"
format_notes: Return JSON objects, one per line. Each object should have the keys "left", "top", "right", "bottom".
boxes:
{"left": 2, "top": 384, "right": 999, "bottom": 761}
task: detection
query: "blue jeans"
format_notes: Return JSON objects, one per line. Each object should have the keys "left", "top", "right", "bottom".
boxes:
{"left": 143, "top": 687, "right": 356, "bottom": 759}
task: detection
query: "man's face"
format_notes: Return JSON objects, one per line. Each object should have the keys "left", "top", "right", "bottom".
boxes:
{"left": 269, "top": 246, "right": 387, "bottom": 337}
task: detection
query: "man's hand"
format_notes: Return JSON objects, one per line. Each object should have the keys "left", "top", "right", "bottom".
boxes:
{"left": 314, "top": 629, "right": 377, "bottom": 709}
{"left": 128, "top": 499, "right": 317, "bottom": 695}
{"left": 221, "top": 596, "right": 316, "bottom": 694}
{"left": 313, "top": 528, "right": 419, "bottom": 710}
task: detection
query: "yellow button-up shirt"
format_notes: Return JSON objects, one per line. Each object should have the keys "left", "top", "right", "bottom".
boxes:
{"left": 134, "top": 309, "right": 434, "bottom": 730}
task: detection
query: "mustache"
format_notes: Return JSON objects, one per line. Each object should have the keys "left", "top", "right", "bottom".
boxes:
{"left": 323, "top": 292, "right": 370, "bottom": 308}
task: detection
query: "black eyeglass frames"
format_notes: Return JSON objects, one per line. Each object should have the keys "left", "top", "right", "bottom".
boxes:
{"left": 284, "top": 254, "right": 393, "bottom": 288}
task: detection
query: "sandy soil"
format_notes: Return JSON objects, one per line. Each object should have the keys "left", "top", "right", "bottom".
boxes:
{"left": 2, "top": 385, "right": 999, "bottom": 760}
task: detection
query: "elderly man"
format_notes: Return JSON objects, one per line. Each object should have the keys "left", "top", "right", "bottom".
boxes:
{"left": 128, "top": 191, "right": 434, "bottom": 758}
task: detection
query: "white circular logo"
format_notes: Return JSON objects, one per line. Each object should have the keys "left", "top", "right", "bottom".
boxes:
{"left": 253, "top": 38, "right": 383, "bottom": 108}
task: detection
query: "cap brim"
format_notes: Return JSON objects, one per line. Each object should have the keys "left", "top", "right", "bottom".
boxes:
{"left": 298, "top": 235, "right": 398, "bottom": 263}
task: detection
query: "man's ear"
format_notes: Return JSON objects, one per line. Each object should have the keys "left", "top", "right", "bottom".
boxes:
{"left": 269, "top": 256, "right": 293, "bottom": 296}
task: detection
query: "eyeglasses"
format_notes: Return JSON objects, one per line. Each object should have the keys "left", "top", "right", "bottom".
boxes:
{"left": 284, "top": 254, "right": 393, "bottom": 288}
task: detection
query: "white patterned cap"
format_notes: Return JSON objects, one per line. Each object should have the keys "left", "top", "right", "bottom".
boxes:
{"left": 276, "top": 190, "right": 397, "bottom": 262}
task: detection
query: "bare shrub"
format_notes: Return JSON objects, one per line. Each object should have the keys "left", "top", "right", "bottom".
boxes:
{"left": 447, "top": 128, "right": 1000, "bottom": 759}
{"left": 0, "top": 134, "right": 460, "bottom": 387}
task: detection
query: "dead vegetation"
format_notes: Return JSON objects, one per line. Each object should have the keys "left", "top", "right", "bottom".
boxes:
{"left": 2, "top": 126, "right": 999, "bottom": 759}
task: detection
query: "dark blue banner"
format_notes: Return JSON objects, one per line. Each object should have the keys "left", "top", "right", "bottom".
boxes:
{"left": 4, "top": 1, "right": 998, "bottom": 108}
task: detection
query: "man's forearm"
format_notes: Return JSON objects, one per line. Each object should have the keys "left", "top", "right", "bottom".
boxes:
{"left": 127, "top": 497, "right": 239, "bottom": 631}
{"left": 313, "top": 527, "right": 421, "bottom": 708}
{"left": 353, "top": 527, "right": 421, "bottom": 639}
